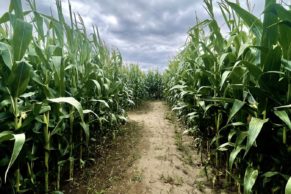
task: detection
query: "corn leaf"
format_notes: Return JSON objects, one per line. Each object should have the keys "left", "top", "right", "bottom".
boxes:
{"left": 12, "top": 19, "right": 33, "bottom": 61}
{"left": 0, "top": 42, "right": 13, "bottom": 70}
{"left": 226, "top": 1, "right": 263, "bottom": 44}
{"left": 90, "top": 99, "right": 110, "bottom": 109}
{"left": 91, "top": 79, "right": 102, "bottom": 96}
{"left": 220, "top": 70, "right": 231, "bottom": 89}
{"left": 286, "top": 177, "right": 291, "bottom": 194}
{"left": 4, "top": 133, "right": 25, "bottom": 182}
{"left": 7, "top": 61, "right": 32, "bottom": 97}
{"left": 227, "top": 99, "right": 245, "bottom": 123}
{"left": 245, "top": 117, "right": 268, "bottom": 157}
{"left": 244, "top": 166, "right": 258, "bottom": 194}
{"left": 0, "top": 12, "right": 11, "bottom": 24}
{"left": 0, "top": 131, "right": 13, "bottom": 142}
{"left": 241, "top": 60, "right": 263, "bottom": 78}
{"left": 9, "top": 0, "right": 24, "bottom": 20}
{"left": 274, "top": 110, "right": 291, "bottom": 130}
{"left": 48, "top": 97, "right": 84, "bottom": 121}
{"left": 229, "top": 146, "right": 245, "bottom": 170}
{"left": 80, "top": 122, "right": 89, "bottom": 144}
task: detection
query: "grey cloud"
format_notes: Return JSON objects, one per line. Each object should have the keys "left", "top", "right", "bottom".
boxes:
{"left": 81, "top": 0, "right": 202, "bottom": 68}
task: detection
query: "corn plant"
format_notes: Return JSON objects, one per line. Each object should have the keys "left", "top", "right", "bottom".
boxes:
{"left": 164, "top": 0, "right": 291, "bottom": 193}
{"left": 145, "top": 70, "right": 164, "bottom": 99}
{"left": 121, "top": 66, "right": 164, "bottom": 106}
{"left": 0, "top": 0, "right": 143, "bottom": 193}
{"left": 121, "top": 64, "right": 147, "bottom": 107}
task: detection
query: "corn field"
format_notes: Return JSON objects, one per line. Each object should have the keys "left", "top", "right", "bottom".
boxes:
{"left": 1, "top": 0, "right": 291, "bottom": 193}
{"left": 164, "top": 0, "right": 291, "bottom": 193}
{"left": 0, "top": 0, "right": 154, "bottom": 193}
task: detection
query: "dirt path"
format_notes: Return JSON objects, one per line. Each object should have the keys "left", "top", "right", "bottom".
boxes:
{"left": 108, "top": 101, "right": 215, "bottom": 194}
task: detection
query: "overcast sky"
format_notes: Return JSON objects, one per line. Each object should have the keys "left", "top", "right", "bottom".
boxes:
{"left": 0, "top": 0, "right": 265, "bottom": 71}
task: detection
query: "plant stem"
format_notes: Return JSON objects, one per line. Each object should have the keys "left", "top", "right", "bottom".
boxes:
{"left": 79, "top": 129, "right": 83, "bottom": 169}
{"left": 69, "top": 109, "right": 74, "bottom": 180}
{"left": 283, "top": 127, "right": 287, "bottom": 144}
{"left": 44, "top": 112, "right": 50, "bottom": 193}
{"left": 16, "top": 167, "right": 20, "bottom": 192}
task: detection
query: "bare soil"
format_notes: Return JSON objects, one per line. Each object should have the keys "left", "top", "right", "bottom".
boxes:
{"left": 107, "top": 101, "right": 218, "bottom": 194}
{"left": 64, "top": 101, "right": 230, "bottom": 194}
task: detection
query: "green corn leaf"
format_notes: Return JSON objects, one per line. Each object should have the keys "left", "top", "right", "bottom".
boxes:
{"left": 51, "top": 56, "right": 62, "bottom": 77}
{"left": 91, "top": 79, "right": 102, "bottom": 96}
{"left": 0, "top": 11, "right": 30, "bottom": 24}
{"left": 286, "top": 177, "right": 291, "bottom": 194}
{"left": 48, "top": 97, "right": 90, "bottom": 143}
{"left": 229, "top": 146, "right": 245, "bottom": 170}
{"left": 263, "top": 171, "right": 280, "bottom": 178}
{"left": 270, "top": 4, "right": 291, "bottom": 22}
{"left": 48, "top": 97, "right": 84, "bottom": 121}
{"left": 7, "top": 61, "right": 32, "bottom": 97}
{"left": 267, "top": 4, "right": 291, "bottom": 60}
{"left": 51, "top": 191, "right": 64, "bottom": 194}
{"left": 0, "top": 131, "right": 13, "bottom": 142}
{"left": 170, "top": 84, "right": 187, "bottom": 91}
{"left": 244, "top": 166, "right": 258, "bottom": 194}
{"left": 12, "top": 19, "right": 33, "bottom": 61}
{"left": 20, "top": 92, "right": 36, "bottom": 98}
{"left": 261, "top": 45, "right": 282, "bottom": 73}
{"left": 0, "top": 42, "right": 13, "bottom": 70}
{"left": 3, "top": 133, "right": 25, "bottom": 182}
{"left": 274, "top": 104, "right": 291, "bottom": 110}
{"left": 80, "top": 122, "right": 89, "bottom": 144}
{"left": 241, "top": 60, "right": 263, "bottom": 78}
{"left": 245, "top": 117, "right": 269, "bottom": 157}
{"left": 238, "top": 44, "right": 249, "bottom": 59}
{"left": 219, "top": 53, "right": 229, "bottom": 67}
{"left": 33, "top": 41, "right": 48, "bottom": 65}
{"left": 217, "top": 142, "right": 234, "bottom": 151}
{"left": 236, "top": 131, "right": 248, "bottom": 145}
{"left": 83, "top": 109, "right": 99, "bottom": 119}
{"left": 274, "top": 110, "right": 291, "bottom": 130}
{"left": 51, "top": 20, "right": 64, "bottom": 46}
{"left": 261, "top": 0, "right": 279, "bottom": 71}
{"left": 111, "top": 113, "right": 117, "bottom": 124}
{"left": 226, "top": 1, "right": 263, "bottom": 44}
{"left": 90, "top": 99, "right": 110, "bottom": 109}
{"left": 9, "top": 0, "right": 24, "bottom": 20}
{"left": 220, "top": 70, "right": 231, "bottom": 89}
{"left": 261, "top": 0, "right": 277, "bottom": 48}
{"left": 202, "top": 97, "right": 235, "bottom": 103}
{"left": 219, "top": 122, "right": 245, "bottom": 135}
{"left": 0, "top": 12, "right": 11, "bottom": 24}
{"left": 118, "top": 115, "right": 127, "bottom": 122}
{"left": 227, "top": 99, "right": 245, "bottom": 123}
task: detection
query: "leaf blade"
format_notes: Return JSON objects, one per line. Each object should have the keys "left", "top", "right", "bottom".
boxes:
{"left": 245, "top": 117, "right": 268, "bottom": 157}
{"left": 12, "top": 19, "right": 33, "bottom": 61}
{"left": 4, "top": 133, "right": 26, "bottom": 182}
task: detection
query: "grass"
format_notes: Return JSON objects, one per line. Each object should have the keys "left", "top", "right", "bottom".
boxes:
{"left": 174, "top": 128, "right": 194, "bottom": 166}
{"left": 160, "top": 174, "right": 184, "bottom": 186}
{"left": 131, "top": 168, "right": 143, "bottom": 182}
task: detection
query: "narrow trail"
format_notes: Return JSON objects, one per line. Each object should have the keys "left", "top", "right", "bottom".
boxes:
{"left": 108, "top": 101, "right": 215, "bottom": 194}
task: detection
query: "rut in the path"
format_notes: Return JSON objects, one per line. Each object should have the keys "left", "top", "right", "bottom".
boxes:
{"left": 108, "top": 101, "right": 215, "bottom": 194}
